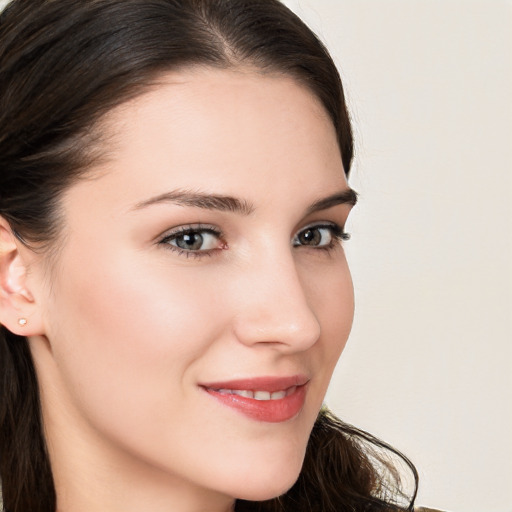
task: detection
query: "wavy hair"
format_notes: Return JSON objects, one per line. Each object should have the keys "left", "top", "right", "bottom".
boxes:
{"left": 0, "top": 1, "right": 417, "bottom": 510}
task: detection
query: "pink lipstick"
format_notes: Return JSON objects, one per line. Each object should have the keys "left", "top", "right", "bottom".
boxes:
{"left": 201, "top": 375, "right": 309, "bottom": 423}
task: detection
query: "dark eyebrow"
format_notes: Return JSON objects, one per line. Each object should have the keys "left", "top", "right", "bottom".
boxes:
{"left": 132, "top": 189, "right": 255, "bottom": 215}
{"left": 305, "top": 188, "right": 358, "bottom": 215}
{"left": 132, "top": 187, "right": 357, "bottom": 216}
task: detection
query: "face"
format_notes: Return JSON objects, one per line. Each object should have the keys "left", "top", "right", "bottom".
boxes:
{"left": 28, "top": 68, "right": 355, "bottom": 509}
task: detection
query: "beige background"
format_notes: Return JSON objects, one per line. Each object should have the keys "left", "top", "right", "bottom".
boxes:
{"left": 0, "top": 0, "right": 510, "bottom": 511}
{"left": 282, "top": 1, "right": 511, "bottom": 511}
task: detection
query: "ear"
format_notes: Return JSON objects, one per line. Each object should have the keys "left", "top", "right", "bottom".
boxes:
{"left": 0, "top": 217, "right": 45, "bottom": 336}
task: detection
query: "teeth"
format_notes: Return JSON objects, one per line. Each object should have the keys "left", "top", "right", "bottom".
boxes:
{"left": 212, "top": 388, "right": 295, "bottom": 401}
{"left": 254, "top": 391, "right": 271, "bottom": 401}
{"left": 232, "top": 390, "right": 254, "bottom": 399}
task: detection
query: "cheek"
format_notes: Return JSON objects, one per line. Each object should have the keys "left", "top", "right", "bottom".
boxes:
{"left": 45, "top": 248, "right": 226, "bottom": 430}
{"left": 305, "top": 257, "right": 354, "bottom": 383}
{"left": 325, "top": 265, "right": 354, "bottom": 357}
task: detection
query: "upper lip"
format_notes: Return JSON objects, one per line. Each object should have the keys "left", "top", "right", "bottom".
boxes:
{"left": 200, "top": 375, "right": 309, "bottom": 393}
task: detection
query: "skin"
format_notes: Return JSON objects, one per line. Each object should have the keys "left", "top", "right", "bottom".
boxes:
{"left": 0, "top": 68, "right": 355, "bottom": 512}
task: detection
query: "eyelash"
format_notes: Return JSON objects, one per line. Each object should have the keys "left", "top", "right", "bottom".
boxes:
{"left": 158, "top": 222, "right": 350, "bottom": 259}
{"left": 293, "top": 223, "right": 351, "bottom": 252}
{"left": 159, "top": 224, "right": 222, "bottom": 259}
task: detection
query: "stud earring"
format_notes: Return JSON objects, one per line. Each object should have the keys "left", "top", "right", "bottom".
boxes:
{"left": 18, "top": 318, "right": 27, "bottom": 326}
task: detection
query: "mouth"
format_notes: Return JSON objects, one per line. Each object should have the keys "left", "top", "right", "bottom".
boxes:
{"left": 200, "top": 375, "right": 309, "bottom": 423}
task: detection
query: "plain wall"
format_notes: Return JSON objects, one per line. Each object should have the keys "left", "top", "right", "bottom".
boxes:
{"left": 282, "top": 1, "right": 512, "bottom": 511}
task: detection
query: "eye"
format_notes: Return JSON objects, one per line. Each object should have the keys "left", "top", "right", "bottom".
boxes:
{"left": 159, "top": 225, "right": 224, "bottom": 256}
{"left": 292, "top": 223, "right": 349, "bottom": 249}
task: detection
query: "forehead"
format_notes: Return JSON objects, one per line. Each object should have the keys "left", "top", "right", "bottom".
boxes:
{"left": 68, "top": 67, "right": 347, "bottom": 212}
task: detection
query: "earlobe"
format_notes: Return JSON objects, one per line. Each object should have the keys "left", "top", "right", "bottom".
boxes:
{"left": 0, "top": 218, "right": 44, "bottom": 336}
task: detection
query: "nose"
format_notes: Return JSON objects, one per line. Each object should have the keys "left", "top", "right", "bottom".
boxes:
{"left": 230, "top": 249, "right": 321, "bottom": 353}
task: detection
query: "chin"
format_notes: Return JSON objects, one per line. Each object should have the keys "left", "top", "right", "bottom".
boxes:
{"left": 217, "top": 413, "right": 318, "bottom": 502}
{"left": 235, "top": 477, "right": 300, "bottom": 503}
{"left": 228, "top": 455, "right": 304, "bottom": 502}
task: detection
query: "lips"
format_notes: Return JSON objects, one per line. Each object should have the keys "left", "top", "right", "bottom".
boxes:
{"left": 200, "top": 375, "right": 309, "bottom": 423}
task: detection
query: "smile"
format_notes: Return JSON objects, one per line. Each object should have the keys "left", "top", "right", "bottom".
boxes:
{"left": 208, "top": 387, "right": 297, "bottom": 401}
{"left": 201, "top": 376, "right": 309, "bottom": 423}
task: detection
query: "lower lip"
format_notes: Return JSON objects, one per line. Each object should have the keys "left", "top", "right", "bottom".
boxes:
{"left": 203, "top": 385, "right": 307, "bottom": 423}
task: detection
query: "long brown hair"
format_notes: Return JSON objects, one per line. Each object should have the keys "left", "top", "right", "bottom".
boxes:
{"left": 0, "top": 1, "right": 417, "bottom": 511}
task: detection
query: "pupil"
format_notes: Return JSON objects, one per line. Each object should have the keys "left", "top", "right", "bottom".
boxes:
{"left": 300, "top": 229, "right": 320, "bottom": 245}
{"left": 177, "top": 232, "right": 203, "bottom": 250}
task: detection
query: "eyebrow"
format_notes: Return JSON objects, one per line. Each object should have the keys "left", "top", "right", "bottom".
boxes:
{"left": 305, "top": 188, "right": 358, "bottom": 215}
{"left": 132, "top": 187, "right": 357, "bottom": 215}
{"left": 133, "top": 189, "right": 255, "bottom": 215}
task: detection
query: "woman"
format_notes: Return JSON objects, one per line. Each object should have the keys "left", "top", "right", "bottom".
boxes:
{"left": 0, "top": 1, "right": 419, "bottom": 511}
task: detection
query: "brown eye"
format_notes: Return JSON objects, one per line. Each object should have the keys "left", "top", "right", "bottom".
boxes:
{"left": 293, "top": 225, "right": 335, "bottom": 247}
{"left": 297, "top": 228, "right": 322, "bottom": 246}
{"left": 293, "top": 223, "right": 349, "bottom": 249}
{"left": 161, "top": 227, "right": 222, "bottom": 253}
